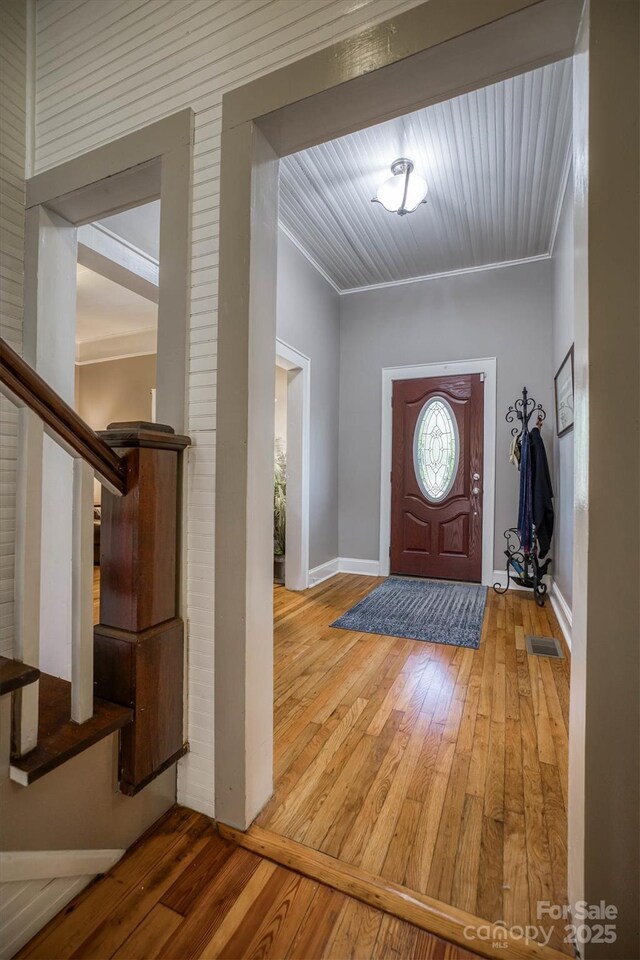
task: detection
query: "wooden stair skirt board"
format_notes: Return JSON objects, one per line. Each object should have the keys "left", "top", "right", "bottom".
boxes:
{"left": 10, "top": 675, "right": 131, "bottom": 786}
{"left": 94, "top": 423, "right": 190, "bottom": 795}
{"left": 217, "top": 824, "right": 569, "bottom": 960}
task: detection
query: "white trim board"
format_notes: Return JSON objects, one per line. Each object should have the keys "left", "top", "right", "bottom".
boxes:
{"left": 75, "top": 326, "right": 157, "bottom": 365}
{"left": 0, "top": 849, "right": 124, "bottom": 883}
{"left": 339, "top": 254, "right": 550, "bottom": 296}
{"left": 279, "top": 219, "right": 551, "bottom": 297}
{"left": 306, "top": 562, "right": 572, "bottom": 655}
{"left": 308, "top": 557, "right": 380, "bottom": 586}
{"left": 308, "top": 558, "right": 340, "bottom": 586}
{"left": 548, "top": 151, "right": 573, "bottom": 257}
{"left": 275, "top": 339, "right": 310, "bottom": 591}
{"left": 492, "top": 572, "right": 572, "bottom": 652}
{"left": 379, "top": 359, "right": 497, "bottom": 587}
{"left": 549, "top": 580, "right": 572, "bottom": 651}
{"left": 278, "top": 223, "right": 341, "bottom": 294}
{"left": 77, "top": 222, "right": 159, "bottom": 304}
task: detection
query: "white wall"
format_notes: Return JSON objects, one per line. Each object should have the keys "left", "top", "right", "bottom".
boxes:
{"left": 31, "top": 0, "right": 422, "bottom": 817}
{"left": 338, "top": 259, "right": 555, "bottom": 568}
{"left": 551, "top": 179, "right": 575, "bottom": 610}
{"left": 276, "top": 230, "right": 340, "bottom": 569}
{"left": 0, "top": 0, "right": 27, "bottom": 659}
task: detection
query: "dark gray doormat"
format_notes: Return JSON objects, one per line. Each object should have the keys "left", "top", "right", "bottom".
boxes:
{"left": 331, "top": 576, "right": 487, "bottom": 649}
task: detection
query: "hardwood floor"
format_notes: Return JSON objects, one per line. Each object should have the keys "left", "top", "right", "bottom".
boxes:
{"left": 20, "top": 806, "right": 481, "bottom": 960}
{"left": 259, "top": 574, "right": 570, "bottom": 954}
{"left": 84, "top": 569, "right": 569, "bottom": 956}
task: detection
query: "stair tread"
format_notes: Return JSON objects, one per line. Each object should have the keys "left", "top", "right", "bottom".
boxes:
{"left": 10, "top": 673, "right": 132, "bottom": 785}
{"left": 0, "top": 656, "right": 40, "bottom": 696}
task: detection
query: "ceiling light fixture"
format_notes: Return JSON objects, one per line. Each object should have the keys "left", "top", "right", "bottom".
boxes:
{"left": 373, "top": 157, "right": 428, "bottom": 216}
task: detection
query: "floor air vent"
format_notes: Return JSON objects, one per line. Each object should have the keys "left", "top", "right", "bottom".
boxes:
{"left": 525, "top": 635, "right": 564, "bottom": 659}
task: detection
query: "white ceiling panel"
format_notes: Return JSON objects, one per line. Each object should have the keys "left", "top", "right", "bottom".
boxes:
{"left": 279, "top": 60, "right": 572, "bottom": 292}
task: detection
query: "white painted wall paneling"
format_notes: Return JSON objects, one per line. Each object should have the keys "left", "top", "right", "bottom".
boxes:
{"left": 0, "top": 0, "right": 28, "bottom": 659}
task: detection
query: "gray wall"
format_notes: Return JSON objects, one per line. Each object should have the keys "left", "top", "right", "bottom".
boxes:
{"left": 551, "top": 180, "right": 575, "bottom": 608}
{"left": 276, "top": 230, "right": 340, "bottom": 569}
{"left": 338, "top": 260, "right": 555, "bottom": 568}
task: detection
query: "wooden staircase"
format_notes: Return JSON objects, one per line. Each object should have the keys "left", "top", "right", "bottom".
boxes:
{"left": 0, "top": 337, "right": 189, "bottom": 792}
{"left": 8, "top": 674, "right": 132, "bottom": 786}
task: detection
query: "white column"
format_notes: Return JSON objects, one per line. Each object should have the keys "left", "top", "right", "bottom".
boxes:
{"left": 24, "top": 206, "right": 77, "bottom": 681}
{"left": 13, "top": 408, "right": 43, "bottom": 756}
{"left": 71, "top": 459, "right": 94, "bottom": 723}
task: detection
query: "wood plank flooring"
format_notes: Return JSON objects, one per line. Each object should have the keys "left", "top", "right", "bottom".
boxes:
{"left": 20, "top": 806, "right": 482, "bottom": 960}
{"left": 258, "top": 574, "right": 570, "bottom": 954}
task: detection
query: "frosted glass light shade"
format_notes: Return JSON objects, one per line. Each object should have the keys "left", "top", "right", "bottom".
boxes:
{"left": 373, "top": 158, "right": 427, "bottom": 216}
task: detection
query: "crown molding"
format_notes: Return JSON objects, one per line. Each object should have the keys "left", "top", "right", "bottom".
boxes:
{"left": 76, "top": 327, "right": 157, "bottom": 365}
{"left": 278, "top": 222, "right": 341, "bottom": 294}
{"left": 549, "top": 149, "right": 573, "bottom": 257}
{"left": 279, "top": 222, "right": 552, "bottom": 296}
{"left": 339, "top": 253, "right": 551, "bottom": 296}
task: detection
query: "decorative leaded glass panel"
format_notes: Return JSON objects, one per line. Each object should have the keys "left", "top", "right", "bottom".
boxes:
{"left": 413, "top": 397, "right": 459, "bottom": 501}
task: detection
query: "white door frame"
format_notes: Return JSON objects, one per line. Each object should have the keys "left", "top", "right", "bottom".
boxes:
{"left": 215, "top": 0, "right": 583, "bottom": 830}
{"left": 275, "top": 338, "right": 310, "bottom": 591}
{"left": 379, "top": 358, "right": 496, "bottom": 586}
{"left": 23, "top": 112, "right": 193, "bottom": 681}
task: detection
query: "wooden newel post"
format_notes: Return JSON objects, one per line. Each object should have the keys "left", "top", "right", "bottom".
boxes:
{"left": 94, "top": 422, "right": 190, "bottom": 795}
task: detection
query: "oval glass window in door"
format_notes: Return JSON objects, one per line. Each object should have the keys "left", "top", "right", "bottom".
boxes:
{"left": 413, "top": 396, "right": 459, "bottom": 501}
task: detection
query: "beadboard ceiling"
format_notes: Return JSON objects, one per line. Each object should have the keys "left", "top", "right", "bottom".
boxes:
{"left": 278, "top": 59, "right": 572, "bottom": 293}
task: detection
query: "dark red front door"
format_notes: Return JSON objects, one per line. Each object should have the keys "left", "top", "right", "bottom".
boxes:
{"left": 390, "top": 374, "right": 484, "bottom": 582}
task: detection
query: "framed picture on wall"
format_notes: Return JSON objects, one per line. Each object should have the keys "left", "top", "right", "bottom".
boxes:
{"left": 554, "top": 345, "right": 575, "bottom": 436}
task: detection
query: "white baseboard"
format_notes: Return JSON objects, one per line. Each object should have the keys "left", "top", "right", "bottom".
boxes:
{"left": 308, "top": 558, "right": 340, "bottom": 586}
{"left": 308, "top": 557, "right": 380, "bottom": 585}
{"left": 338, "top": 557, "right": 381, "bottom": 576}
{"left": 549, "top": 581, "right": 573, "bottom": 651}
{"left": 492, "top": 570, "right": 573, "bottom": 652}
{"left": 0, "top": 849, "right": 124, "bottom": 883}
{"left": 309, "top": 563, "right": 573, "bottom": 653}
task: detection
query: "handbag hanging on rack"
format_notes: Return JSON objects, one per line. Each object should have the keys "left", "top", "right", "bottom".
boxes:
{"left": 494, "top": 386, "right": 553, "bottom": 607}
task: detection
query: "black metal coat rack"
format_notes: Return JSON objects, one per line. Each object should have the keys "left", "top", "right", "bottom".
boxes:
{"left": 493, "top": 386, "right": 550, "bottom": 606}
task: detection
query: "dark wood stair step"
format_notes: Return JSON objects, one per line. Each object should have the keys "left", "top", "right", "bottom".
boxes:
{"left": 10, "top": 673, "right": 132, "bottom": 786}
{"left": 0, "top": 656, "right": 40, "bottom": 696}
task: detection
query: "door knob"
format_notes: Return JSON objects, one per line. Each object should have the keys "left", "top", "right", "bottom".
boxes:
{"left": 472, "top": 486, "right": 480, "bottom": 496}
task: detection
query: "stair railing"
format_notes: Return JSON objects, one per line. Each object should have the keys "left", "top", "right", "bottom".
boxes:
{"left": 0, "top": 337, "right": 128, "bottom": 754}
